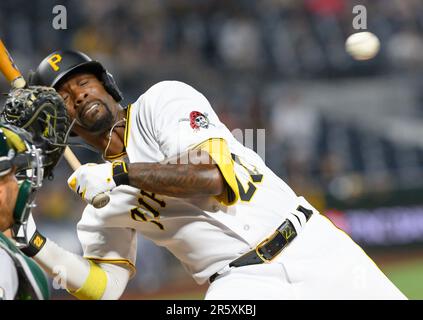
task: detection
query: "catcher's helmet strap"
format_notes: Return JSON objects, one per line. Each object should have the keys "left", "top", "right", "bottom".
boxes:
{"left": 13, "top": 179, "right": 33, "bottom": 224}
{"left": 0, "top": 157, "right": 12, "bottom": 176}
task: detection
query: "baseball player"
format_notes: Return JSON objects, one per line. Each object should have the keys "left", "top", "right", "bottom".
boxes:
{"left": 0, "top": 123, "right": 50, "bottom": 300}
{"left": 6, "top": 50, "right": 406, "bottom": 299}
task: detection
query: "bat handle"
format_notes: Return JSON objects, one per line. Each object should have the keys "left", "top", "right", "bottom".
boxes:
{"left": 92, "top": 193, "right": 110, "bottom": 209}
{"left": 11, "top": 76, "right": 26, "bottom": 88}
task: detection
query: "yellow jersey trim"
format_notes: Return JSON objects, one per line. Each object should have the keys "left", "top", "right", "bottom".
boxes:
{"left": 68, "top": 260, "right": 107, "bottom": 300}
{"left": 84, "top": 256, "right": 137, "bottom": 278}
{"left": 194, "top": 138, "right": 239, "bottom": 206}
{"left": 103, "top": 104, "right": 132, "bottom": 161}
{"left": 103, "top": 151, "right": 127, "bottom": 161}
{"left": 124, "top": 104, "right": 132, "bottom": 148}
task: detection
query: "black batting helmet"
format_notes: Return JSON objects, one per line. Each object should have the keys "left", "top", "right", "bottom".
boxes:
{"left": 28, "top": 50, "right": 123, "bottom": 102}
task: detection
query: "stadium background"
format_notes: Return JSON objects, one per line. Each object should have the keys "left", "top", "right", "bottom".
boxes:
{"left": 1, "top": 0, "right": 423, "bottom": 299}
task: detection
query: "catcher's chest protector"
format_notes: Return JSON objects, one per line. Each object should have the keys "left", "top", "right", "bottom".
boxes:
{"left": 0, "top": 233, "right": 50, "bottom": 300}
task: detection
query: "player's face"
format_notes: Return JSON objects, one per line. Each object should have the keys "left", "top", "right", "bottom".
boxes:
{"left": 57, "top": 73, "right": 118, "bottom": 134}
{"left": 0, "top": 171, "right": 19, "bottom": 231}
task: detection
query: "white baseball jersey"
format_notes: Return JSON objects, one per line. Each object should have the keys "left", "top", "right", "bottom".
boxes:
{"left": 77, "top": 81, "right": 305, "bottom": 284}
{"left": 76, "top": 81, "right": 406, "bottom": 299}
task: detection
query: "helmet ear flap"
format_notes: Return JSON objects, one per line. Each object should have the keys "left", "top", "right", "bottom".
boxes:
{"left": 102, "top": 71, "right": 123, "bottom": 102}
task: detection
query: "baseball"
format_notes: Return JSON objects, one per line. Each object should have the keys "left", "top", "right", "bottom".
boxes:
{"left": 345, "top": 31, "right": 380, "bottom": 61}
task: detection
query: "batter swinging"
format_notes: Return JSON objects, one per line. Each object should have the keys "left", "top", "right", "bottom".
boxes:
{"left": 4, "top": 50, "right": 406, "bottom": 300}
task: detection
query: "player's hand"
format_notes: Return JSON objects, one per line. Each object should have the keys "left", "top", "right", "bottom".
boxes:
{"left": 67, "top": 161, "right": 129, "bottom": 206}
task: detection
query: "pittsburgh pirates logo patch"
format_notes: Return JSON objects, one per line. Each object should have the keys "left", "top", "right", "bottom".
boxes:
{"left": 179, "top": 111, "right": 215, "bottom": 131}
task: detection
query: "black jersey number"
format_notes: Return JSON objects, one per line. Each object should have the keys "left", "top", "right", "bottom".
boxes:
{"left": 232, "top": 154, "right": 263, "bottom": 202}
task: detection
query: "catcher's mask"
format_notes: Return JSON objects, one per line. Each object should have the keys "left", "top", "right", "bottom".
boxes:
{"left": 0, "top": 123, "right": 44, "bottom": 236}
{"left": 28, "top": 50, "right": 123, "bottom": 102}
{"left": 1, "top": 86, "right": 71, "bottom": 179}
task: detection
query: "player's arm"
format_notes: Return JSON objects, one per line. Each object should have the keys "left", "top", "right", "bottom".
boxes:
{"left": 33, "top": 238, "right": 130, "bottom": 300}
{"left": 68, "top": 139, "right": 238, "bottom": 206}
{"left": 6, "top": 209, "right": 129, "bottom": 300}
{"left": 134, "top": 81, "right": 239, "bottom": 204}
{"left": 11, "top": 213, "right": 130, "bottom": 300}
{"left": 30, "top": 211, "right": 136, "bottom": 300}
{"left": 127, "top": 149, "right": 226, "bottom": 198}
{"left": 67, "top": 152, "right": 227, "bottom": 205}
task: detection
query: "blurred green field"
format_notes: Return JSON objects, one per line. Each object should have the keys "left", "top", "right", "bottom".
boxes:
{"left": 382, "top": 258, "right": 423, "bottom": 300}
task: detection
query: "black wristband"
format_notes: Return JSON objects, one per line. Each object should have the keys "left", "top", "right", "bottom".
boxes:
{"left": 21, "top": 230, "right": 46, "bottom": 257}
{"left": 112, "top": 161, "right": 130, "bottom": 186}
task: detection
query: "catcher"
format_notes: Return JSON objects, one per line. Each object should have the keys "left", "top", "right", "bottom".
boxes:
{"left": 0, "top": 120, "right": 51, "bottom": 300}
{"left": 2, "top": 50, "right": 407, "bottom": 299}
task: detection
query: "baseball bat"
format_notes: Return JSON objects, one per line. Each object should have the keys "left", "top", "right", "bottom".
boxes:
{"left": 0, "top": 39, "right": 110, "bottom": 209}
{"left": 0, "top": 40, "right": 26, "bottom": 88}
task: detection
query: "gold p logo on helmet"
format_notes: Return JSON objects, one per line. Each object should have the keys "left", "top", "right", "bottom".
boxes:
{"left": 47, "top": 54, "right": 62, "bottom": 71}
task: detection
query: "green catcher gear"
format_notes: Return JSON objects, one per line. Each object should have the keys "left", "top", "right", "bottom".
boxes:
{"left": 0, "top": 123, "right": 45, "bottom": 248}
{"left": 0, "top": 233, "right": 50, "bottom": 300}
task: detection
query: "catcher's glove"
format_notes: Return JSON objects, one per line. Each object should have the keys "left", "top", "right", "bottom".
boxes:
{"left": 1, "top": 86, "right": 70, "bottom": 179}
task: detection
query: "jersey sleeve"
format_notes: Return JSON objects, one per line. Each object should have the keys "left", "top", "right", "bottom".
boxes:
{"left": 0, "top": 249, "right": 18, "bottom": 299}
{"left": 76, "top": 207, "right": 138, "bottom": 277}
{"left": 144, "top": 81, "right": 240, "bottom": 205}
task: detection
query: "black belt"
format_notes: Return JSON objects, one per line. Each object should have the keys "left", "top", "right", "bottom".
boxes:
{"left": 209, "top": 205, "right": 313, "bottom": 284}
